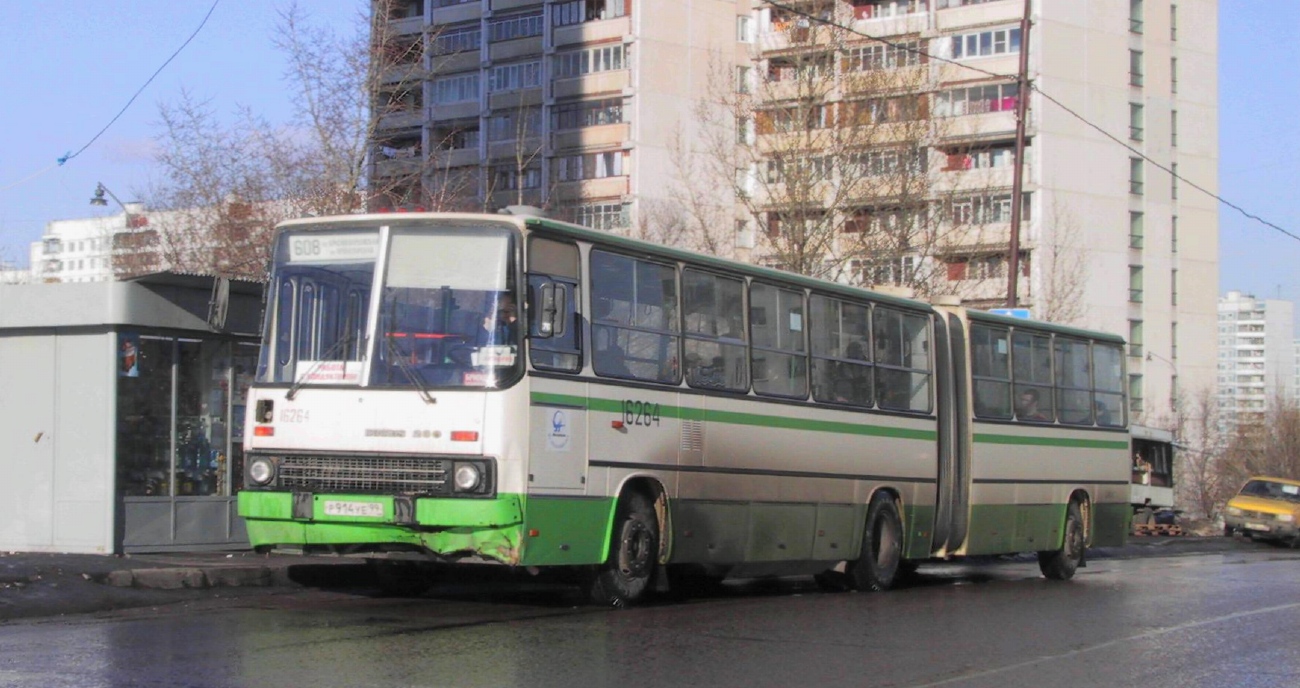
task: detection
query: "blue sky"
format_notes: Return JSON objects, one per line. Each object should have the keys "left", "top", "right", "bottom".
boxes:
{"left": 1, "top": 1, "right": 1294, "bottom": 307}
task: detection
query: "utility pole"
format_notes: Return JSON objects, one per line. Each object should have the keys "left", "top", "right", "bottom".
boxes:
{"left": 1005, "top": 0, "right": 1032, "bottom": 308}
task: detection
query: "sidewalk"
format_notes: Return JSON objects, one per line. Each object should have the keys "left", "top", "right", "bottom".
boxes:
{"left": 0, "top": 550, "right": 369, "bottom": 623}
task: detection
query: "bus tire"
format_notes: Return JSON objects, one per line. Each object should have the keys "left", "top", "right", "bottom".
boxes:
{"left": 587, "top": 491, "right": 658, "bottom": 607}
{"left": 1039, "top": 500, "right": 1085, "bottom": 581}
{"left": 369, "top": 560, "right": 434, "bottom": 597}
{"left": 848, "top": 493, "right": 903, "bottom": 592}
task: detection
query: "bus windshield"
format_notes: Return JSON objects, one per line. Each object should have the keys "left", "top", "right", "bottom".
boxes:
{"left": 259, "top": 229, "right": 380, "bottom": 384}
{"left": 370, "top": 224, "right": 520, "bottom": 389}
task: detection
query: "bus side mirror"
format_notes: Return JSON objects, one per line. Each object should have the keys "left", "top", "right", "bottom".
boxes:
{"left": 535, "top": 281, "right": 565, "bottom": 339}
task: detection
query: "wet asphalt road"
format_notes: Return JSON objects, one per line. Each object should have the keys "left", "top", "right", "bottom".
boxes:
{"left": 1, "top": 549, "right": 1298, "bottom": 688}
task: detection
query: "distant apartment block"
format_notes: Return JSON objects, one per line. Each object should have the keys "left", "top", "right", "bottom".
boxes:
{"left": 368, "top": 0, "right": 1217, "bottom": 425}
{"left": 1216, "top": 291, "right": 1295, "bottom": 430}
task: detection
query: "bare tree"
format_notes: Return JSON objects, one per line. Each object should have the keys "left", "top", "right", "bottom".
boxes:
{"left": 139, "top": 1, "right": 468, "bottom": 280}
{"left": 631, "top": 124, "right": 736, "bottom": 256}
{"left": 686, "top": 2, "right": 1029, "bottom": 302}
{"left": 1171, "top": 387, "right": 1230, "bottom": 519}
{"left": 1218, "top": 393, "right": 1300, "bottom": 488}
{"left": 1033, "top": 197, "right": 1089, "bottom": 325}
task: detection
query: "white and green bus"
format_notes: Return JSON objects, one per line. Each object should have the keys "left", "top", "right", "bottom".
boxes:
{"left": 238, "top": 211, "right": 1131, "bottom": 605}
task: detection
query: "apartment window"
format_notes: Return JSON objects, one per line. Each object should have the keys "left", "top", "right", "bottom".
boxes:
{"left": 553, "top": 0, "right": 626, "bottom": 26}
{"left": 1129, "top": 319, "right": 1144, "bottom": 358}
{"left": 1129, "top": 211, "right": 1144, "bottom": 249}
{"left": 842, "top": 95, "right": 922, "bottom": 124}
{"left": 1171, "top": 162, "right": 1178, "bottom": 200}
{"left": 943, "top": 142, "right": 1016, "bottom": 171}
{"left": 736, "top": 116, "right": 751, "bottom": 144}
{"left": 1171, "top": 57, "right": 1178, "bottom": 93}
{"left": 737, "top": 15, "right": 754, "bottom": 43}
{"left": 1170, "top": 4, "right": 1178, "bottom": 41}
{"left": 949, "top": 192, "right": 1031, "bottom": 225}
{"left": 431, "top": 72, "right": 480, "bottom": 104}
{"left": 431, "top": 24, "right": 481, "bottom": 55}
{"left": 1129, "top": 157, "right": 1144, "bottom": 195}
{"left": 845, "top": 41, "right": 922, "bottom": 71}
{"left": 488, "top": 60, "right": 542, "bottom": 92}
{"left": 554, "top": 150, "right": 626, "bottom": 181}
{"left": 934, "top": 82, "right": 1019, "bottom": 116}
{"left": 433, "top": 0, "right": 477, "bottom": 6}
{"left": 554, "top": 44, "right": 626, "bottom": 79}
{"left": 1130, "top": 50, "right": 1144, "bottom": 86}
{"left": 431, "top": 120, "right": 480, "bottom": 150}
{"left": 851, "top": 148, "right": 926, "bottom": 176}
{"left": 551, "top": 98, "right": 623, "bottom": 130}
{"left": 487, "top": 107, "right": 541, "bottom": 140}
{"left": 491, "top": 164, "right": 541, "bottom": 190}
{"left": 1129, "top": 102, "right": 1144, "bottom": 141}
{"left": 1130, "top": 374, "right": 1143, "bottom": 414}
{"left": 573, "top": 202, "right": 630, "bottom": 230}
{"left": 736, "top": 65, "right": 751, "bottom": 93}
{"left": 853, "top": 256, "right": 916, "bottom": 288}
{"left": 489, "top": 12, "right": 544, "bottom": 42}
{"left": 1129, "top": 265, "right": 1144, "bottom": 303}
{"left": 1130, "top": 0, "right": 1143, "bottom": 33}
{"left": 1171, "top": 215, "right": 1178, "bottom": 252}
{"left": 1171, "top": 110, "right": 1178, "bottom": 147}
{"left": 1172, "top": 269, "right": 1178, "bottom": 306}
{"left": 951, "top": 27, "right": 1022, "bottom": 59}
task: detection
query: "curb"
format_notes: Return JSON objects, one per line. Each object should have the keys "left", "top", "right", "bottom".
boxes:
{"left": 103, "top": 565, "right": 289, "bottom": 590}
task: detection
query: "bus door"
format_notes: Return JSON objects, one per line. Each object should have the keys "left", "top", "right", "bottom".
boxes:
{"left": 930, "top": 312, "right": 971, "bottom": 556}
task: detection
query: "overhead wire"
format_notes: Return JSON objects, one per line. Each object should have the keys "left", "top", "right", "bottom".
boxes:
{"left": 0, "top": 0, "right": 221, "bottom": 193}
{"left": 763, "top": 0, "right": 1299, "bottom": 243}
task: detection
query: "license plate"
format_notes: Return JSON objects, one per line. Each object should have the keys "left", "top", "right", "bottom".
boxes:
{"left": 1244, "top": 522, "right": 1269, "bottom": 532}
{"left": 323, "top": 500, "right": 384, "bottom": 518}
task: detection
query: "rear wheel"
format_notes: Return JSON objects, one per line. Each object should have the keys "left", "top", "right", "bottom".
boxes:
{"left": 1039, "top": 501, "right": 1085, "bottom": 580}
{"left": 587, "top": 491, "right": 658, "bottom": 607}
{"left": 848, "top": 493, "right": 903, "bottom": 592}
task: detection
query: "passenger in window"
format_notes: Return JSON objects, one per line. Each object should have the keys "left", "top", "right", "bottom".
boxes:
{"left": 1094, "top": 400, "right": 1112, "bottom": 426}
{"left": 1016, "top": 388, "right": 1048, "bottom": 421}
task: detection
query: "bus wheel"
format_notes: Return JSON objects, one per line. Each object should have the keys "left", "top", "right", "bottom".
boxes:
{"left": 848, "top": 493, "right": 903, "bottom": 592}
{"left": 369, "top": 560, "right": 434, "bottom": 597}
{"left": 1039, "top": 500, "right": 1085, "bottom": 580}
{"left": 588, "top": 491, "right": 658, "bottom": 607}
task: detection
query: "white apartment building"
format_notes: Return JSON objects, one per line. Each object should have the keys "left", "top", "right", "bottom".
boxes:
{"left": 29, "top": 203, "right": 154, "bottom": 283}
{"left": 371, "top": 0, "right": 1217, "bottom": 425}
{"left": 1215, "top": 291, "right": 1295, "bottom": 429}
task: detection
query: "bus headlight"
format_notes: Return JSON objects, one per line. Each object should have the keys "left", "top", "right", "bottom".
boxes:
{"left": 1226, "top": 506, "right": 1244, "bottom": 516}
{"left": 453, "top": 462, "right": 482, "bottom": 492}
{"left": 248, "top": 458, "right": 277, "bottom": 486}
{"left": 1277, "top": 513, "right": 1295, "bottom": 523}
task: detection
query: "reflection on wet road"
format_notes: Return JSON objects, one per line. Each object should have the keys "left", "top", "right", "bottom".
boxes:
{"left": 2, "top": 551, "right": 1298, "bottom": 687}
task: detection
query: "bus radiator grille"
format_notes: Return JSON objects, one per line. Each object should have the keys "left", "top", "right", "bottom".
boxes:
{"left": 279, "top": 455, "right": 450, "bottom": 495}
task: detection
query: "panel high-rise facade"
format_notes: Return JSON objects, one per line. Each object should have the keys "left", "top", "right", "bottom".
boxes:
{"left": 369, "top": 0, "right": 1217, "bottom": 425}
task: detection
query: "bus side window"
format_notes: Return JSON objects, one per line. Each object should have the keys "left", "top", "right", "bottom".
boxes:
{"left": 1092, "top": 342, "right": 1126, "bottom": 427}
{"left": 810, "top": 294, "right": 872, "bottom": 406}
{"left": 1054, "top": 337, "right": 1094, "bottom": 425}
{"left": 590, "top": 250, "right": 680, "bottom": 384}
{"left": 971, "top": 323, "right": 1011, "bottom": 419}
{"left": 527, "top": 237, "right": 583, "bottom": 373}
{"left": 874, "top": 307, "right": 931, "bottom": 412}
{"left": 1012, "top": 330, "right": 1054, "bottom": 422}
{"left": 683, "top": 269, "right": 748, "bottom": 392}
{"left": 750, "top": 283, "right": 808, "bottom": 399}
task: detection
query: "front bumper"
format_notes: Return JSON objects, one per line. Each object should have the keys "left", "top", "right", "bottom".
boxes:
{"left": 1225, "top": 515, "right": 1299, "bottom": 539}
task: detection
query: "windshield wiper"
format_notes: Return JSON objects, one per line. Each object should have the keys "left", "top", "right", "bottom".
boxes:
{"left": 286, "top": 330, "right": 357, "bottom": 400}
{"left": 384, "top": 335, "right": 436, "bottom": 405}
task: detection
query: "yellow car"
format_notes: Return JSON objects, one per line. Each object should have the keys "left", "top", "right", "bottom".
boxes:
{"left": 1223, "top": 476, "right": 1300, "bottom": 545}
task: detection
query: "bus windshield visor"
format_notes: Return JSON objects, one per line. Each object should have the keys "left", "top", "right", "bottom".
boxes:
{"left": 371, "top": 224, "right": 520, "bottom": 389}
{"left": 259, "top": 229, "right": 380, "bottom": 384}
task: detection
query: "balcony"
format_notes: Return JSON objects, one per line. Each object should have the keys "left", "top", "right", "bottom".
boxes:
{"left": 552, "top": 123, "right": 630, "bottom": 152}
{"left": 553, "top": 176, "right": 628, "bottom": 201}
{"left": 488, "top": 36, "right": 543, "bottom": 62}
{"left": 850, "top": 2, "right": 931, "bottom": 36}
{"left": 553, "top": 15, "right": 631, "bottom": 48}
{"left": 552, "top": 70, "right": 630, "bottom": 100}
{"left": 377, "top": 108, "right": 424, "bottom": 131}
{"left": 936, "top": 0, "right": 1021, "bottom": 30}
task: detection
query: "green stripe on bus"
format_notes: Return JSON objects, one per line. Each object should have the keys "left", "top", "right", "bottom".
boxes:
{"left": 531, "top": 392, "right": 936, "bottom": 440}
{"left": 973, "top": 433, "right": 1129, "bottom": 450}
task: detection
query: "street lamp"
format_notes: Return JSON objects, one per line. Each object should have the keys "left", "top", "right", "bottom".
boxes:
{"left": 90, "top": 182, "right": 126, "bottom": 211}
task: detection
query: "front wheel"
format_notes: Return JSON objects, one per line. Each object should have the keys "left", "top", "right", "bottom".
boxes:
{"left": 1039, "top": 501, "right": 1085, "bottom": 580}
{"left": 848, "top": 493, "right": 903, "bottom": 592}
{"left": 587, "top": 491, "right": 659, "bottom": 607}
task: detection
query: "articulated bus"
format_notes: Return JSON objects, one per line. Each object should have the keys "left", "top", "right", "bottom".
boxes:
{"left": 238, "top": 211, "right": 1131, "bottom": 605}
